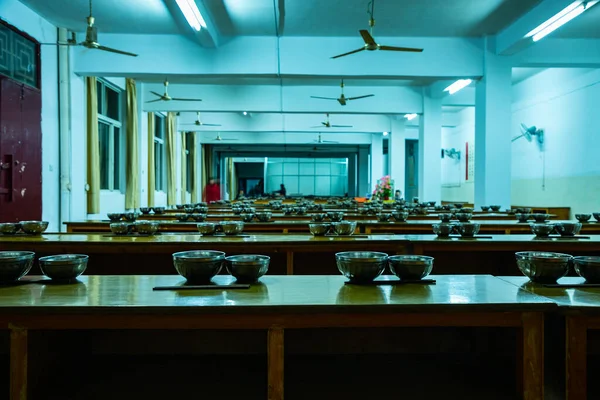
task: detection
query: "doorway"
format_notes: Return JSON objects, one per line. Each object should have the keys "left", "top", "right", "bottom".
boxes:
{"left": 405, "top": 140, "right": 418, "bottom": 203}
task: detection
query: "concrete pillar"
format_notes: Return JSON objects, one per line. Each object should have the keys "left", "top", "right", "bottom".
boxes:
{"left": 389, "top": 119, "right": 406, "bottom": 197}
{"left": 418, "top": 94, "right": 442, "bottom": 203}
{"left": 358, "top": 148, "right": 369, "bottom": 197}
{"left": 474, "top": 45, "right": 512, "bottom": 209}
{"left": 370, "top": 133, "right": 384, "bottom": 195}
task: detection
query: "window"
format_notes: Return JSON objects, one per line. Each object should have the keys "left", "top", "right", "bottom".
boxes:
{"left": 185, "top": 132, "right": 194, "bottom": 194}
{"left": 0, "top": 21, "right": 40, "bottom": 88}
{"left": 154, "top": 114, "right": 166, "bottom": 192}
{"left": 97, "top": 79, "right": 123, "bottom": 191}
{"left": 266, "top": 157, "right": 348, "bottom": 196}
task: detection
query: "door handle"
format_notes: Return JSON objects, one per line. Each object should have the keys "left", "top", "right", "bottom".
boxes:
{"left": 0, "top": 154, "right": 14, "bottom": 200}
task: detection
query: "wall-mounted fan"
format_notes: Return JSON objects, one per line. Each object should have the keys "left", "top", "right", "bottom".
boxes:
{"left": 310, "top": 80, "right": 374, "bottom": 106}
{"left": 308, "top": 133, "right": 339, "bottom": 144}
{"left": 41, "top": 0, "right": 137, "bottom": 57}
{"left": 183, "top": 112, "right": 221, "bottom": 127}
{"left": 311, "top": 113, "right": 353, "bottom": 128}
{"left": 513, "top": 123, "right": 544, "bottom": 149}
{"left": 146, "top": 80, "right": 203, "bottom": 103}
{"left": 441, "top": 148, "right": 461, "bottom": 160}
{"left": 331, "top": 0, "right": 423, "bottom": 59}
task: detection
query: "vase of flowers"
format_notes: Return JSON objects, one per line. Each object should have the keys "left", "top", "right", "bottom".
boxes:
{"left": 373, "top": 176, "right": 393, "bottom": 200}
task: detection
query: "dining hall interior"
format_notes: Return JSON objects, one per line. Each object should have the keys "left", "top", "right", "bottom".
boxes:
{"left": 1, "top": 0, "right": 600, "bottom": 399}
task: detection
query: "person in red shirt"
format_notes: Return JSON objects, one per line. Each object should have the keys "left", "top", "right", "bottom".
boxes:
{"left": 203, "top": 177, "right": 221, "bottom": 203}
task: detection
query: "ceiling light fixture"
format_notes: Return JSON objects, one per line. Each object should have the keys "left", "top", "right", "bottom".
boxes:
{"left": 444, "top": 79, "right": 472, "bottom": 95}
{"left": 405, "top": 113, "right": 418, "bottom": 121}
{"left": 175, "top": 0, "right": 207, "bottom": 32}
{"left": 242, "top": 111, "right": 248, "bottom": 116}
{"left": 383, "top": 132, "right": 389, "bottom": 136}
{"left": 526, "top": 1, "right": 597, "bottom": 42}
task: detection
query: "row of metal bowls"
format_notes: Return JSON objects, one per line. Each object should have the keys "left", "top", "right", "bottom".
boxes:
{"left": 529, "top": 222, "right": 582, "bottom": 237}
{"left": 0, "top": 251, "right": 88, "bottom": 283}
{"left": 197, "top": 221, "right": 244, "bottom": 235}
{"left": 139, "top": 206, "right": 165, "bottom": 215}
{"left": 110, "top": 220, "right": 161, "bottom": 235}
{"left": 516, "top": 252, "right": 600, "bottom": 283}
{"left": 335, "top": 252, "right": 434, "bottom": 283}
{"left": 574, "top": 213, "right": 600, "bottom": 222}
{"left": 0, "top": 221, "right": 49, "bottom": 235}
{"left": 309, "top": 221, "right": 357, "bottom": 236}
{"left": 240, "top": 212, "right": 272, "bottom": 222}
{"left": 172, "top": 251, "right": 269, "bottom": 283}
{"left": 432, "top": 222, "right": 481, "bottom": 237}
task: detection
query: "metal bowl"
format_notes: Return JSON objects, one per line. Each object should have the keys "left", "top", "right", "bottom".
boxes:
{"left": 575, "top": 214, "right": 592, "bottom": 223}
{"left": 122, "top": 212, "right": 139, "bottom": 222}
{"left": 20, "top": 221, "right": 49, "bottom": 235}
{"left": 393, "top": 211, "right": 409, "bottom": 222}
{"left": 516, "top": 213, "right": 531, "bottom": 223}
{"left": 332, "top": 221, "right": 357, "bottom": 236}
{"left": 296, "top": 207, "right": 307, "bottom": 215}
{"left": 139, "top": 207, "right": 151, "bottom": 214}
{"left": 309, "top": 223, "right": 331, "bottom": 236}
{"left": 388, "top": 255, "right": 434, "bottom": 280}
{"left": 454, "top": 203, "right": 464, "bottom": 209}
{"left": 152, "top": 207, "right": 166, "bottom": 214}
{"left": 110, "top": 222, "right": 131, "bottom": 235}
{"left": 481, "top": 206, "right": 490, "bottom": 212}
{"left": 594, "top": 213, "right": 600, "bottom": 222}
{"left": 220, "top": 221, "right": 244, "bottom": 235}
{"left": 455, "top": 212, "right": 472, "bottom": 222}
{"left": 196, "top": 222, "right": 217, "bottom": 235}
{"left": 573, "top": 256, "right": 600, "bottom": 283}
{"left": 439, "top": 213, "right": 452, "bottom": 223}
{"left": 328, "top": 212, "right": 344, "bottom": 222}
{"left": 39, "top": 254, "right": 89, "bottom": 281}
{"left": 555, "top": 222, "right": 582, "bottom": 236}
{"left": 240, "top": 213, "right": 255, "bottom": 222}
{"left": 456, "top": 222, "right": 480, "bottom": 237}
{"left": 0, "top": 223, "right": 21, "bottom": 235}
{"left": 490, "top": 205, "right": 501, "bottom": 212}
{"left": 515, "top": 251, "right": 572, "bottom": 283}
{"left": 335, "top": 251, "right": 388, "bottom": 283}
{"left": 175, "top": 204, "right": 185, "bottom": 210}
{"left": 176, "top": 213, "right": 190, "bottom": 222}
{"left": 311, "top": 213, "right": 326, "bottom": 222}
{"left": 172, "top": 250, "right": 225, "bottom": 283}
{"left": 377, "top": 213, "right": 392, "bottom": 222}
{"left": 532, "top": 213, "right": 550, "bottom": 223}
{"left": 432, "top": 223, "right": 455, "bottom": 237}
{"left": 256, "top": 212, "right": 272, "bottom": 222}
{"left": 0, "top": 251, "right": 35, "bottom": 283}
{"left": 191, "top": 213, "right": 207, "bottom": 222}
{"left": 225, "top": 254, "right": 270, "bottom": 282}
{"left": 530, "top": 223, "right": 555, "bottom": 237}
{"left": 134, "top": 220, "right": 159, "bottom": 235}
{"left": 107, "top": 213, "right": 123, "bottom": 222}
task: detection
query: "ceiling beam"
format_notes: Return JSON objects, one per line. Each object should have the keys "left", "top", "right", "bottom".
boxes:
{"left": 163, "top": 0, "right": 222, "bottom": 48}
{"left": 511, "top": 38, "right": 600, "bottom": 67}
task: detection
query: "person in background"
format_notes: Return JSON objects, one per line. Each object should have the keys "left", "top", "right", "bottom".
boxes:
{"left": 279, "top": 184, "right": 287, "bottom": 197}
{"left": 203, "top": 177, "right": 221, "bottom": 203}
{"left": 236, "top": 190, "right": 245, "bottom": 200}
{"left": 394, "top": 189, "right": 403, "bottom": 201}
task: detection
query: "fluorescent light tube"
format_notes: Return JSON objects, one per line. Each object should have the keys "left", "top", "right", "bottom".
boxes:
{"left": 383, "top": 132, "right": 389, "bottom": 136}
{"left": 405, "top": 113, "right": 417, "bottom": 121}
{"left": 526, "top": 1, "right": 597, "bottom": 42}
{"left": 176, "top": 0, "right": 207, "bottom": 31}
{"left": 444, "top": 79, "right": 472, "bottom": 95}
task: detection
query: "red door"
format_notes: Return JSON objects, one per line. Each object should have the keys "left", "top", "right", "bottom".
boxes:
{"left": 0, "top": 77, "right": 42, "bottom": 222}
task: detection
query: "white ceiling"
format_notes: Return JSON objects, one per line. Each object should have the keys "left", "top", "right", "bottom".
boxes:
{"left": 511, "top": 67, "right": 546, "bottom": 84}
{"left": 554, "top": 2, "right": 600, "bottom": 38}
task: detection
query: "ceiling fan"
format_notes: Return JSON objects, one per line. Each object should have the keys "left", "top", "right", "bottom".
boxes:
{"left": 211, "top": 133, "right": 238, "bottom": 142}
{"left": 41, "top": 0, "right": 137, "bottom": 57}
{"left": 146, "top": 80, "right": 203, "bottom": 103}
{"left": 310, "top": 79, "right": 374, "bottom": 106}
{"left": 183, "top": 112, "right": 222, "bottom": 127}
{"left": 309, "top": 133, "right": 339, "bottom": 144}
{"left": 331, "top": 0, "right": 423, "bottom": 59}
{"left": 311, "top": 113, "right": 353, "bottom": 128}
{"left": 513, "top": 123, "right": 545, "bottom": 149}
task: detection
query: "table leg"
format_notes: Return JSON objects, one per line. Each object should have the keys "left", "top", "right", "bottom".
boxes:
{"left": 522, "top": 312, "right": 544, "bottom": 400}
{"left": 286, "top": 252, "right": 293, "bottom": 275}
{"left": 10, "top": 324, "right": 28, "bottom": 400}
{"left": 268, "top": 326, "right": 284, "bottom": 400}
{"left": 566, "top": 316, "right": 587, "bottom": 400}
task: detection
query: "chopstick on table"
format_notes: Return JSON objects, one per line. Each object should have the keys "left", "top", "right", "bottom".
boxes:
{"left": 153, "top": 284, "right": 250, "bottom": 291}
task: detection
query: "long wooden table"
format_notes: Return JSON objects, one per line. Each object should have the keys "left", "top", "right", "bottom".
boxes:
{"left": 498, "top": 276, "right": 600, "bottom": 400}
{"left": 0, "top": 274, "right": 555, "bottom": 400}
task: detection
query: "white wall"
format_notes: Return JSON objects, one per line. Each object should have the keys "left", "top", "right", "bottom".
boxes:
{"left": 441, "top": 107, "right": 475, "bottom": 203}
{"left": 1, "top": 0, "right": 60, "bottom": 230}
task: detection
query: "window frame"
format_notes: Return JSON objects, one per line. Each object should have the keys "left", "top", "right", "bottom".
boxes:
{"left": 154, "top": 113, "right": 167, "bottom": 192}
{"left": 97, "top": 79, "right": 124, "bottom": 192}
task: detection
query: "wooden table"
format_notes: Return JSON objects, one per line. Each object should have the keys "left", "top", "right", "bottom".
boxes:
{"left": 0, "top": 274, "right": 555, "bottom": 400}
{"left": 498, "top": 276, "right": 600, "bottom": 400}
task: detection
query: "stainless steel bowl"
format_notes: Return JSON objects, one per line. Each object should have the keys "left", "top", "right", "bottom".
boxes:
{"left": 490, "top": 205, "right": 501, "bottom": 211}
{"left": 240, "top": 213, "right": 255, "bottom": 222}
{"left": 139, "top": 207, "right": 151, "bottom": 214}
{"left": 455, "top": 212, "right": 472, "bottom": 222}
{"left": 107, "top": 213, "right": 123, "bottom": 221}
{"left": 20, "top": 221, "right": 49, "bottom": 235}
{"left": 555, "top": 222, "right": 582, "bottom": 236}
{"left": 122, "top": 212, "right": 139, "bottom": 222}
{"left": 328, "top": 212, "right": 344, "bottom": 222}
{"left": 438, "top": 213, "right": 452, "bottom": 223}
{"left": 456, "top": 222, "right": 480, "bottom": 237}
{"left": 0, "top": 223, "right": 21, "bottom": 235}
{"left": 532, "top": 213, "right": 550, "bottom": 223}
{"left": 515, "top": 251, "right": 572, "bottom": 283}
{"left": 481, "top": 206, "right": 490, "bottom": 211}
{"left": 333, "top": 221, "right": 357, "bottom": 236}
{"left": 573, "top": 256, "right": 600, "bottom": 283}
{"left": 530, "top": 223, "right": 555, "bottom": 237}
{"left": 377, "top": 213, "right": 392, "bottom": 222}
{"left": 220, "top": 221, "right": 244, "bottom": 235}
{"left": 393, "top": 211, "right": 409, "bottom": 222}
{"left": 594, "top": 213, "right": 600, "bottom": 222}
{"left": 196, "top": 222, "right": 217, "bottom": 235}
{"left": 134, "top": 220, "right": 159, "bottom": 235}
{"left": 516, "top": 213, "right": 531, "bottom": 223}
{"left": 110, "top": 222, "right": 131, "bottom": 235}
{"left": 388, "top": 255, "right": 434, "bottom": 280}
{"left": 311, "top": 213, "right": 326, "bottom": 222}
{"left": 38, "top": 254, "right": 89, "bottom": 281}
{"left": 172, "top": 250, "right": 225, "bottom": 283}
{"left": 191, "top": 213, "right": 207, "bottom": 222}
{"left": 575, "top": 214, "right": 592, "bottom": 223}
{"left": 176, "top": 213, "right": 190, "bottom": 222}
{"left": 225, "top": 254, "right": 270, "bottom": 282}
{"left": 335, "top": 251, "right": 388, "bottom": 282}
{"left": 0, "top": 251, "right": 35, "bottom": 283}
{"left": 296, "top": 207, "right": 307, "bottom": 215}
{"left": 432, "top": 223, "right": 455, "bottom": 237}
{"left": 309, "top": 223, "right": 331, "bottom": 236}
{"left": 152, "top": 207, "right": 166, "bottom": 214}
{"left": 255, "top": 212, "right": 272, "bottom": 222}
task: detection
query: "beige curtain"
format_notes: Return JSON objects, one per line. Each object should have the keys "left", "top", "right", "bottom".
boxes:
{"left": 191, "top": 134, "right": 200, "bottom": 203}
{"left": 201, "top": 144, "right": 213, "bottom": 202}
{"left": 125, "top": 78, "right": 139, "bottom": 209}
{"left": 227, "top": 158, "right": 236, "bottom": 200}
{"left": 86, "top": 76, "right": 100, "bottom": 214}
{"left": 166, "top": 112, "right": 177, "bottom": 205}
{"left": 180, "top": 132, "right": 187, "bottom": 204}
{"left": 147, "top": 112, "right": 155, "bottom": 207}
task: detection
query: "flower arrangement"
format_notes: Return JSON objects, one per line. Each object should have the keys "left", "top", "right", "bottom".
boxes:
{"left": 373, "top": 175, "right": 393, "bottom": 200}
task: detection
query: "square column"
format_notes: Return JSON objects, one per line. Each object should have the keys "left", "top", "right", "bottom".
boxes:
{"left": 370, "top": 133, "right": 384, "bottom": 195}
{"left": 474, "top": 49, "right": 512, "bottom": 209}
{"left": 418, "top": 94, "right": 442, "bottom": 203}
{"left": 389, "top": 119, "right": 406, "bottom": 197}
